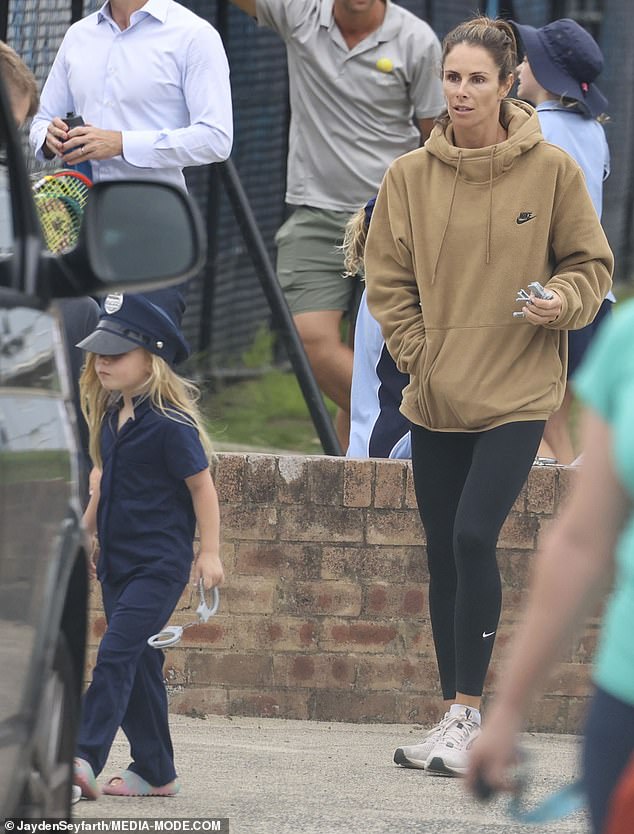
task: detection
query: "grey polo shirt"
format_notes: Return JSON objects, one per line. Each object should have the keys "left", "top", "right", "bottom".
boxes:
{"left": 256, "top": 0, "right": 443, "bottom": 212}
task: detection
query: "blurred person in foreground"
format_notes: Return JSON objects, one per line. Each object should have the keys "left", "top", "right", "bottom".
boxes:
{"left": 364, "top": 16, "right": 613, "bottom": 777}
{"left": 468, "top": 298, "right": 634, "bottom": 834}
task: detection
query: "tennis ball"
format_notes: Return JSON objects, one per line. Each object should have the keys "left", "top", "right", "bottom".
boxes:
{"left": 376, "top": 57, "right": 394, "bottom": 74}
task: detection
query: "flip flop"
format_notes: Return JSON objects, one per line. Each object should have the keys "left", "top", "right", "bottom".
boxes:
{"left": 102, "top": 769, "right": 180, "bottom": 797}
{"left": 74, "top": 757, "right": 100, "bottom": 800}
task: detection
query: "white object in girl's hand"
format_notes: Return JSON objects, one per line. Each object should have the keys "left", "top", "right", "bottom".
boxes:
{"left": 147, "top": 580, "right": 220, "bottom": 648}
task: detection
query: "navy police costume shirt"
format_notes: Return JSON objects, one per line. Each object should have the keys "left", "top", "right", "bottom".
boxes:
{"left": 97, "top": 396, "right": 209, "bottom": 584}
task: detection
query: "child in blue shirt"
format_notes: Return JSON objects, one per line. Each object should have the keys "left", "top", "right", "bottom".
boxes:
{"left": 344, "top": 197, "right": 411, "bottom": 460}
{"left": 73, "top": 290, "right": 223, "bottom": 799}
{"left": 513, "top": 18, "right": 614, "bottom": 464}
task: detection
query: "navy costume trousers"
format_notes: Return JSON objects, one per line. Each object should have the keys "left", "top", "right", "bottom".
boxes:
{"left": 77, "top": 572, "right": 187, "bottom": 786}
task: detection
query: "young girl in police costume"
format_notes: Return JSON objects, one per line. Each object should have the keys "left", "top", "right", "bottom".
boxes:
{"left": 74, "top": 289, "right": 224, "bottom": 799}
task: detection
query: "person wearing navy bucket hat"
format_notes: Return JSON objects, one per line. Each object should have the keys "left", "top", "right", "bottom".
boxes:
{"left": 72, "top": 290, "right": 224, "bottom": 800}
{"left": 512, "top": 18, "right": 615, "bottom": 466}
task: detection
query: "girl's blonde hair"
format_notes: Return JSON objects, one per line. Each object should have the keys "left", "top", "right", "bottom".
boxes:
{"left": 342, "top": 205, "right": 370, "bottom": 279}
{"left": 80, "top": 351, "right": 214, "bottom": 470}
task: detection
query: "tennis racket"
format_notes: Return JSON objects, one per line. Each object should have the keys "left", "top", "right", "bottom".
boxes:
{"left": 32, "top": 170, "right": 92, "bottom": 254}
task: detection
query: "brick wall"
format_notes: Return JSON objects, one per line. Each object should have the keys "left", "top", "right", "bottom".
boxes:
{"left": 86, "top": 453, "right": 597, "bottom": 733}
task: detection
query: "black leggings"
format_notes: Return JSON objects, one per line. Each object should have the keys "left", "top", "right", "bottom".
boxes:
{"left": 410, "top": 421, "right": 544, "bottom": 700}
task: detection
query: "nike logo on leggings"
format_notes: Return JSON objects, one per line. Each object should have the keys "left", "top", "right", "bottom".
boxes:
{"left": 482, "top": 630, "right": 496, "bottom": 639}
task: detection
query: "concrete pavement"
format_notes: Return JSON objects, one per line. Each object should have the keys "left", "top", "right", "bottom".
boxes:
{"left": 73, "top": 715, "right": 589, "bottom": 833}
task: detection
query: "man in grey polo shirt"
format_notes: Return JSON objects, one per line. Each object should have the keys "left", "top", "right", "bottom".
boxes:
{"left": 231, "top": 0, "right": 443, "bottom": 450}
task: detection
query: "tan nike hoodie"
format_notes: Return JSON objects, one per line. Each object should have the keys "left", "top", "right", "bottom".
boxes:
{"left": 364, "top": 99, "right": 614, "bottom": 432}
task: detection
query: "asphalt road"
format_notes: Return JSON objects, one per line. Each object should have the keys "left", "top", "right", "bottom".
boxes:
{"left": 73, "top": 714, "right": 589, "bottom": 834}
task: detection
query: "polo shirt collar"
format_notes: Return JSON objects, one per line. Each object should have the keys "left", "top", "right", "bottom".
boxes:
{"left": 319, "top": 0, "right": 400, "bottom": 45}
{"left": 97, "top": 0, "right": 168, "bottom": 26}
{"left": 107, "top": 393, "right": 152, "bottom": 420}
{"left": 536, "top": 100, "right": 584, "bottom": 115}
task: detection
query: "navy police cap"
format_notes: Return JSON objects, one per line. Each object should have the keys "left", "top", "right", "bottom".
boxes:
{"left": 76, "top": 290, "right": 190, "bottom": 366}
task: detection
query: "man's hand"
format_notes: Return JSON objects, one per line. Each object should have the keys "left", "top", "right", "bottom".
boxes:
{"left": 62, "top": 125, "right": 123, "bottom": 164}
{"left": 43, "top": 116, "right": 123, "bottom": 163}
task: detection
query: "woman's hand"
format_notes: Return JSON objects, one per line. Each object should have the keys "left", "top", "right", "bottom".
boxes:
{"left": 519, "top": 289, "right": 563, "bottom": 326}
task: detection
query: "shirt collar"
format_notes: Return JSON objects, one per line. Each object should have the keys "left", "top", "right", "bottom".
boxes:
{"left": 97, "top": 0, "right": 169, "bottom": 27}
{"left": 536, "top": 100, "right": 584, "bottom": 115}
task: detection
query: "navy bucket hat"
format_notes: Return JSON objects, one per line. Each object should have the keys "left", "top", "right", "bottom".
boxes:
{"left": 76, "top": 289, "right": 190, "bottom": 366}
{"left": 512, "top": 18, "right": 608, "bottom": 117}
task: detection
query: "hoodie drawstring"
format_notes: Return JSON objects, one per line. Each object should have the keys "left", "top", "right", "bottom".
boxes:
{"left": 486, "top": 146, "right": 494, "bottom": 265}
{"left": 432, "top": 151, "right": 462, "bottom": 284}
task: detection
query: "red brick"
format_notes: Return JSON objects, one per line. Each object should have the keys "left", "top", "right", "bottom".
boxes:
{"left": 321, "top": 618, "right": 400, "bottom": 653}
{"left": 399, "top": 620, "right": 436, "bottom": 657}
{"left": 394, "top": 694, "right": 446, "bottom": 725}
{"left": 374, "top": 460, "right": 406, "bottom": 508}
{"left": 525, "top": 696, "right": 569, "bottom": 733}
{"left": 309, "top": 456, "right": 344, "bottom": 505}
{"left": 243, "top": 453, "right": 277, "bottom": 504}
{"left": 221, "top": 504, "right": 278, "bottom": 541}
{"left": 279, "top": 580, "right": 362, "bottom": 617}
{"left": 366, "top": 509, "right": 425, "bottom": 546}
{"left": 498, "top": 513, "right": 539, "bottom": 550}
{"left": 498, "top": 550, "right": 533, "bottom": 589}
{"left": 343, "top": 459, "right": 374, "bottom": 507}
{"left": 543, "top": 662, "right": 593, "bottom": 697}
{"left": 278, "top": 505, "right": 364, "bottom": 543}
{"left": 566, "top": 697, "right": 592, "bottom": 734}
{"left": 364, "top": 583, "right": 427, "bottom": 618}
{"left": 403, "top": 547, "right": 428, "bottom": 582}
{"left": 311, "top": 690, "right": 399, "bottom": 722}
{"left": 220, "top": 576, "right": 277, "bottom": 614}
{"left": 186, "top": 652, "right": 272, "bottom": 686}
{"left": 215, "top": 454, "right": 245, "bottom": 504}
{"left": 168, "top": 687, "right": 228, "bottom": 718}
{"left": 228, "top": 689, "right": 311, "bottom": 719}
{"left": 404, "top": 464, "right": 418, "bottom": 509}
{"left": 92, "top": 615, "right": 106, "bottom": 639}
{"left": 277, "top": 456, "right": 309, "bottom": 504}
{"left": 526, "top": 466, "right": 557, "bottom": 514}
{"left": 356, "top": 655, "right": 438, "bottom": 691}
{"left": 321, "top": 545, "right": 407, "bottom": 582}
{"left": 234, "top": 542, "right": 321, "bottom": 578}
{"left": 273, "top": 653, "right": 356, "bottom": 689}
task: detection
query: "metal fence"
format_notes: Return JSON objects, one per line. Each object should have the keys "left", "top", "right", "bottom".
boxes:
{"left": 5, "top": 0, "right": 633, "bottom": 374}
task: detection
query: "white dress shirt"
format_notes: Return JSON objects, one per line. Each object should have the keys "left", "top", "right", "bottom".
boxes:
{"left": 30, "top": 0, "right": 233, "bottom": 190}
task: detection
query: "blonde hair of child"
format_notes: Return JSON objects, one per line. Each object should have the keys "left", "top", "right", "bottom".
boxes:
{"left": 80, "top": 351, "right": 214, "bottom": 470}
{"left": 341, "top": 205, "right": 369, "bottom": 278}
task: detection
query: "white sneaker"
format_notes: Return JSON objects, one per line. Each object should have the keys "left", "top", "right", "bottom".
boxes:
{"left": 425, "top": 706, "right": 481, "bottom": 776}
{"left": 393, "top": 712, "right": 454, "bottom": 769}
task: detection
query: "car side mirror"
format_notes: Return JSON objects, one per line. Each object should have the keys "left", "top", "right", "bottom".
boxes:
{"left": 48, "top": 180, "right": 206, "bottom": 296}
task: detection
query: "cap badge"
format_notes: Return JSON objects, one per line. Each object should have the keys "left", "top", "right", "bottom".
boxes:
{"left": 104, "top": 292, "right": 124, "bottom": 315}
{"left": 156, "top": 340, "right": 164, "bottom": 349}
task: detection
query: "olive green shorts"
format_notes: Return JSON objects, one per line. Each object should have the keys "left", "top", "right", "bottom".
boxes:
{"left": 275, "top": 206, "right": 356, "bottom": 315}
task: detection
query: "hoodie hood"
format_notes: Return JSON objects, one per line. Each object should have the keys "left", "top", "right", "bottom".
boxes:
{"left": 425, "top": 100, "right": 544, "bottom": 276}
{"left": 425, "top": 99, "right": 543, "bottom": 181}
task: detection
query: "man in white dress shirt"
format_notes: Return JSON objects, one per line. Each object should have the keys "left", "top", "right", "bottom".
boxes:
{"left": 30, "top": 0, "right": 233, "bottom": 190}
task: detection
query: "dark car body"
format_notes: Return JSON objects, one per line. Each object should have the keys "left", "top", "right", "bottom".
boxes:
{"left": 0, "top": 71, "right": 205, "bottom": 818}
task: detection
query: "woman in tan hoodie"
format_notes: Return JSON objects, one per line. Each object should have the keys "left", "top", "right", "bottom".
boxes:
{"left": 364, "top": 16, "right": 613, "bottom": 777}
